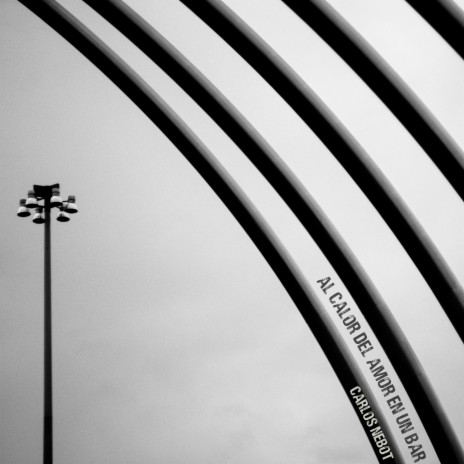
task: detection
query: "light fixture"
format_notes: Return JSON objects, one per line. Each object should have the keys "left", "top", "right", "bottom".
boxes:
{"left": 64, "top": 195, "right": 78, "bottom": 214}
{"left": 32, "top": 208, "right": 45, "bottom": 224}
{"left": 25, "top": 190, "right": 38, "bottom": 208}
{"left": 17, "top": 184, "right": 79, "bottom": 225}
{"left": 50, "top": 188, "right": 63, "bottom": 208}
{"left": 17, "top": 199, "right": 31, "bottom": 217}
{"left": 56, "top": 210, "right": 70, "bottom": 222}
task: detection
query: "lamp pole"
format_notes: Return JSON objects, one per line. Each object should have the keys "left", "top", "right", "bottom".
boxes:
{"left": 17, "top": 184, "right": 78, "bottom": 464}
{"left": 43, "top": 193, "right": 52, "bottom": 464}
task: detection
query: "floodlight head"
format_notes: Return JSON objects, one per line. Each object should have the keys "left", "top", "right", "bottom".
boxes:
{"left": 17, "top": 199, "right": 31, "bottom": 217}
{"left": 56, "top": 210, "right": 70, "bottom": 222}
{"left": 32, "top": 208, "right": 45, "bottom": 224}
{"left": 64, "top": 195, "right": 78, "bottom": 214}
{"left": 50, "top": 187, "right": 63, "bottom": 208}
{"left": 25, "top": 190, "right": 38, "bottom": 208}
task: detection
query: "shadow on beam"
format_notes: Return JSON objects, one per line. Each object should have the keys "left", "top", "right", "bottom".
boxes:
{"left": 282, "top": 0, "right": 464, "bottom": 204}
{"left": 404, "top": 0, "right": 464, "bottom": 61}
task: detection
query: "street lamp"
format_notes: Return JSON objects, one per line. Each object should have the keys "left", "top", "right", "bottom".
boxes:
{"left": 17, "top": 184, "right": 78, "bottom": 464}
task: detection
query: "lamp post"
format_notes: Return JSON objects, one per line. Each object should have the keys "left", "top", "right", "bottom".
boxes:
{"left": 17, "top": 184, "right": 78, "bottom": 464}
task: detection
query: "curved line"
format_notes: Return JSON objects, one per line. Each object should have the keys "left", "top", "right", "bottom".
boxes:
{"left": 77, "top": 0, "right": 462, "bottom": 462}
{"left": 174, "top": 0, "right": 464, "bottom": 460}
{"left": 175, "top": 1, "right": 464, "bottom": 345}
{"left": 15, "top": 0, "right": 403, "bottom": 461}
{"left": 404, "top": 0, "right": 464, "bottom": 61}
{"left": 281, "top": 0, "right": 464, "bottom": 202}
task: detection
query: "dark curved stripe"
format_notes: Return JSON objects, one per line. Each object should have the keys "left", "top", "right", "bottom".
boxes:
{"left": 404, "top": 0, "right": 464, "bottom": 61}
{"left": 76, "top": 1, "right": 462, "bottom": 463}
{"left": 177, "top": 0, "right": 464, "bottom": 341}
{"left": 176, "top": 0, "right": 464, "bottom": 461}
{"left": 15, "top": 0, "right": 402, "bottom": 461}
{"left": 282, "top": 0, "right": 464, "bottom": 203}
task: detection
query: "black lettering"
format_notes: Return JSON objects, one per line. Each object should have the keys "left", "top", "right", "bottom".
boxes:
{"left": 397, "top": 414, "right": 414, "bottom": 434}
{"left": 347, "top": 321, "right": 361, "bottom": 335}
{"left": 337, "top": 307, "right": 351, "bottom": 318}
{"left": 329, "top": 292, "right": 342, "bottom": 303}
{"left": 382, "top": 383, "right": 395, "bottom": 397}
{"left": 367, "top": 359, "right": 381, "bottom": 370}
{"left": 412, "top": 451, "right": 426, "bottom": 462}
{"left": 354, "top": 332, "right": 367, "bottom": 344}
{"left": 317, "top": 277, "right": 334, "bottom": 294}
{"left": 378, "top": 377, "right": 391, "bottom": 389}
{"left": 360, "top": 344, "right": 374, "bottom": 357}
{"left": 343, "top": 314, "right": 356, "bottom": 326}
{"left": 334, "top": 301, "right": 347, "bottom": 312}
{"left": 387, "top": 396, "right": 405, "bottom": 415}
{"left": 409, "top": 444, "right": 423, "bottom": 457}
{"left": 371, "top": 365, "right": 388, "bottom": 382}
{"left": 358, "top": 340, "right": 373, "bottom": 356}
{"left": 317, "top": 277, "right": 330, "bottom": 288}
{"left": 405, "top": 433, "right": 418, "bottom": 444}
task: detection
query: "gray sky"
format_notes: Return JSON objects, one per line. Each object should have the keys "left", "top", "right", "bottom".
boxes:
{"left": 1, "top": 0, "right": 464, "bottom": 462}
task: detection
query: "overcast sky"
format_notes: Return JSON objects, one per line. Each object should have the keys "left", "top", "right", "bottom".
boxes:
{"left": 1, "top": 0, "right": 464, "bottom": 463}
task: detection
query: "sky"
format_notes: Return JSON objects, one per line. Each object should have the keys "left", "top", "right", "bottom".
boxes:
{"left": 1, "top": 0, "right": 464, "bottom": 463}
